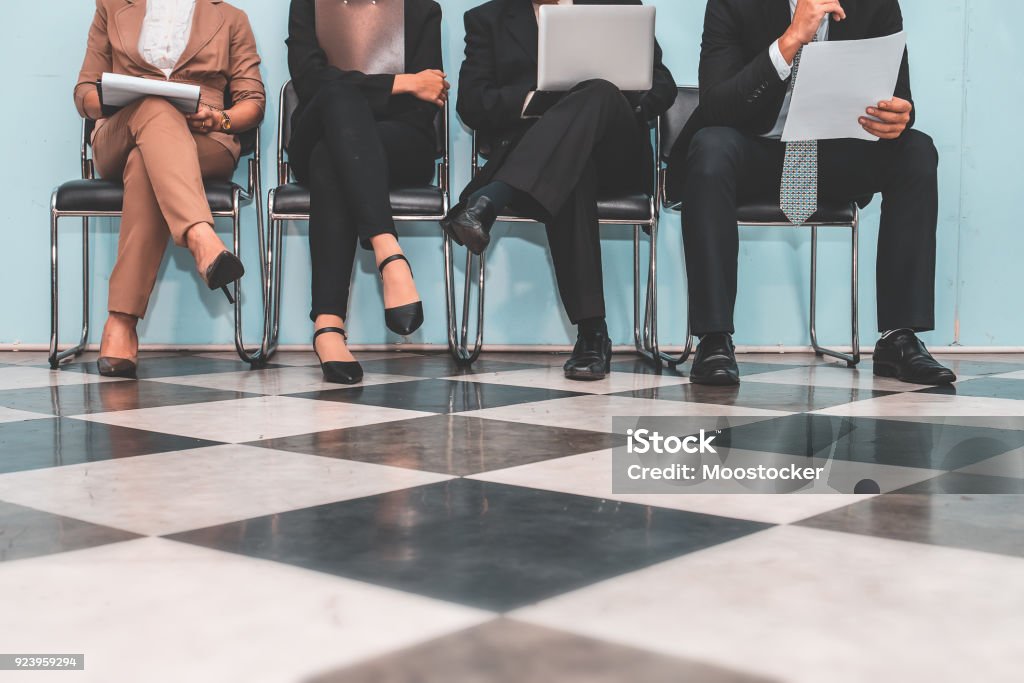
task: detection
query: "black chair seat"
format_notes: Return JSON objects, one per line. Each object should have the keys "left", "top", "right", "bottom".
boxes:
{"left": 271, "top": 183, "right": 445, "bottom": 217}
{"left": 737, "top": 200, "right": 857, "bottom": 225}
{"left": 55, "top": 179, "right": 242, "bottom": 214}
{"left": 496, "top": 192, "right": 653, "bottom": 223}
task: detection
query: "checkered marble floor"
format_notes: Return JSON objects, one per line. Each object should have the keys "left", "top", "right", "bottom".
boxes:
{"left": 0, "top": 350, "right": 1022, "bottom": 683}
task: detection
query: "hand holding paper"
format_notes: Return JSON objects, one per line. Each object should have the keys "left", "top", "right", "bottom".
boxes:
{"left": 99, "top": 73, "right": 201, "bottom": 116}
{"left": 781, "top": 31, "right": 907, "bottom": 142}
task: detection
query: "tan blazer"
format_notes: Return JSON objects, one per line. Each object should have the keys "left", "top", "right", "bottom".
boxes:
{"left": 75, "top": 0, "right": 266, "bottom": 159}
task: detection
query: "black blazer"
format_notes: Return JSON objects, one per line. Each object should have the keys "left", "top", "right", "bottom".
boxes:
{"left": 666, "top": 0, "right": 915, "bottom": 198}
{"left": 456, "top": 0, "right": 677, "bottom": 201}
{"left": 286, "top": 0, "right": 443, "bottom": 140}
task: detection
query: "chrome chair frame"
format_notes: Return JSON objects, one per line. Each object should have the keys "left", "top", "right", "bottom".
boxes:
{"left": 445, "top": 122, "right": 664, "bottom": 367}
{"left": 263, "top": 81, "right": 451, "bottom": 362}
{"left": 652, "top": 86, "right": 861, "bottom": 370}
{"left": 49, "top": 118, "right": 271, "bottom": 369}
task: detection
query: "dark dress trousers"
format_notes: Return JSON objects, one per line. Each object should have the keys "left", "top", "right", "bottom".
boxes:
{"left": 665, "top": 0, "right": 938, "bottom": 336}
{"left": 455, "top": 0, "right": 677, "bottom": 324}
{"left": 287, "top": 0, "right": 442, "bottom": 322}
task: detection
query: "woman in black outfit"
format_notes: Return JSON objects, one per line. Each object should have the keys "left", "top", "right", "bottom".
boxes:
{"left": 287, "top": 0, "right": 447, "bottom": 384}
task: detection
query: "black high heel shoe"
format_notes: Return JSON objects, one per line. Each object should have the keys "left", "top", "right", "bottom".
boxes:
{"left": 378, "top": 254, "right": 424, "bottom": 336}
{"left": 313, "top": 327, "right": 363, "bottom": 385}
{"left": 203, "top": 251, "right": 245, "bottom": 304}
{"left": 97, "top": 357, "right": 138, "bottom": 379}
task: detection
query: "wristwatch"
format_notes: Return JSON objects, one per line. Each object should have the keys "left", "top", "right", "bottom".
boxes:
{"left": 219, "top": 110, "right": 233, "bottom": 133}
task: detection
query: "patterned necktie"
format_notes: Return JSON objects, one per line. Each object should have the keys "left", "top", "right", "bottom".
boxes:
{"left": 780, "top": 38, "right": 818, "bottom": 224}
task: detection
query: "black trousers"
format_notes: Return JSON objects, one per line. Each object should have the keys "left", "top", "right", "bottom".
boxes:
{"left": 680, "top": 126, "right": 939, "bottom": 336}
{"left": 495, "top": 80, "right": 649, "bottom": 323}
{"left": 289, "top": 80, "right": 435, "bottom": 321}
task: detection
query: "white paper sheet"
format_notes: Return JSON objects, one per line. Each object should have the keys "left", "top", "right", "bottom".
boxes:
{"left": 781, "top": 32, "right": 907, "bottom": 142}
{"left": 100, "top": 73, "right": 201, "bottom": 114}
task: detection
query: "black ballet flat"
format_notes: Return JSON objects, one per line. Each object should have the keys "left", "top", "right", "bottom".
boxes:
{"left": 313, "top": 327, "right": 363, "bottom": 385}
{"left": 378, "top": 254, "right": 424, "bottom": 336}
{"left": 97, "top": 357, "right": 138, "bottom": 379}
{"left": 203, "top": 251, "right": 245, "bottom": 304}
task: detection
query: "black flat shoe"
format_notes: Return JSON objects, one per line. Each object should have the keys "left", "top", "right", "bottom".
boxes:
{"left": 690, "top": 333, "right": 740, "bottom": 386}
{"left": 313, "top": 327, "right": 363, "bottom": 385}
{"left": 873, "top": 331, "right": 956, "bottom": 385}
{"left": 203, "top": 251, "right": 245, "bottom": 304}
{"left": 97, "top": 357, "right": 137, "bottom": 379}
{"left": 440, "top": 196, "right": 497, "bottom": 255}
{"left": 564, "top": 329, "right": 612, "bottom": 381}
{"left": 378, "top": 254, "right": 424, "bottom": 336}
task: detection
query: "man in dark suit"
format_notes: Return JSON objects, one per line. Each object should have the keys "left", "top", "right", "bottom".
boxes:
{"left": 443, "top": 0, "right": 677, "bottom": 381}
{"left": 665, "top": 0, "right": 955, "bottom": 386}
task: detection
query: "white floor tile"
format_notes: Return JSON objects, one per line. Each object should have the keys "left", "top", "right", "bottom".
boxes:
{"left": 463, "top": 395, "right": 790, "bottom": 433}
{"left": 0, "top": 538, "right": 492, "bottom": 683}
{"left": 72, "top": 396, "right": 432, "bottom": 443}
{"left": 0, "top": 444, "right": 451, "bottom": 536}
{"left": 957, "top": 447, "right": 1024, "bottom": 479}
{"left": 0, "top": 407, "right": 53, "bottom": 424}
{"left": 813, "top": 392, "right": 1024, "bottom": 417}
{"left": 151, "top": 366, "right": 421, "bottom": 396}
{"left": 470, "top": 448, "right": 940, "bottom": 524}
{"left": 0, "top": 366, "right": 122, "bottom": 391}
{"left": 514, "top": 526, "right": 1024, "bottom": 683}
{"left": 446, "top": 367, "right": 691, "bottom": 395}
{"left": 744, "top": 364, "right": 961, "bottom": 392}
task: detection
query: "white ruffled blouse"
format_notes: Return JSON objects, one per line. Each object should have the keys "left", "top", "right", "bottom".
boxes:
{"left": 139, "top": 0, "right": 197, "bottom": 77}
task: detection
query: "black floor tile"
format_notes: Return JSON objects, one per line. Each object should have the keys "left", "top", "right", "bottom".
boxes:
{"left": 0, "top": 418, "right": 221, "bottom": 474}
{"left": 359, "top": 353, "right": 546, "bottom": 378}
{"left": 249, "top": 415, "right": 624, "bottom": 476}
{"left": 167, "top": 479, "right": 771, "bottom": 611}
{"left": 0, "top": 381, "right": 252, "bottom": 417}
{"left": 617, "top": 382, "right": 888, "bottom": 412}
{"left": 920, "top": 377, "right": 1024, "bottom": 401}
{"left": 0, "top": 500, "right": 140, "bottom": 562}
{"left": 60, "top": 355, "right": 275, "bottom": 379}
{"left": 289, "top": 379, "right": 585, "bottom": 414}
{"left": 933, "top": 358, "right": 1024, "bottom": 377}
{"left": 714, "top": 414, "right": 1024, "bottom": 469}
{"left": 311, "top": 618, "right": 776, "bottom": 683}
{"left": 797, "top": 493, "right": 1024, "bottom": 559}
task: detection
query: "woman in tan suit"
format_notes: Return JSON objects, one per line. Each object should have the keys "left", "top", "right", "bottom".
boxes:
{"left": 75, "top": 0, "right": 266, "bottom": 377}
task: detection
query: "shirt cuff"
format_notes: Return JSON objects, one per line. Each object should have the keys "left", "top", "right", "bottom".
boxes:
{"left": 521, "top": 91, "right": 535, "bottom": 117}
{"left": 769, "top": 40, "right": 793, "bottom": 81}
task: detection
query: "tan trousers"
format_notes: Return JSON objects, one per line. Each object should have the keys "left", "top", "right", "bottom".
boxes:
{"left": 93, "top": 97, "right": 238, "bottom": 318}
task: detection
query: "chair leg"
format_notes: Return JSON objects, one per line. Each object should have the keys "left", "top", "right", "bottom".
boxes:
{"left": 49, "top": 202, "right": 90, "bottom": 369}
{"left": 632, "top": 223, "right": 663, "bottom": 370}
{"left": 262, "top": 213, "right": 284, "bottom": 362}
{"left": 229, "top": 193, "right": 268, "bottom": 366}
{"left": 652, "top": 221, "right": 694, "bottom": 370}
{"left": 444, "top": 233, "right": 484, "bottom": 365}
{"left": 809, "top": 223, "right": 860, "bottom": 367}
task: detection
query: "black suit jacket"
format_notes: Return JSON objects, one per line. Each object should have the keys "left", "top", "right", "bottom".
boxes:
{"left": 456, "top": 0, "right": 677, "bottom": 199}
{"left": 666, "top": 0, "right": 915, "bottom": 198}
{"left": 287, "top": 0, "right": 443, "bottom": 140}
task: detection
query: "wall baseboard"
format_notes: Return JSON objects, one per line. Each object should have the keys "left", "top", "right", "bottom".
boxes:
{"left": 4, "top": 344, "right": 1024, "bottom": 355}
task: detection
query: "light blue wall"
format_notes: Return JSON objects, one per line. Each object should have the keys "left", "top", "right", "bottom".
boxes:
{"left": 2, "top": 0, "right": 1020, "bottom": 348}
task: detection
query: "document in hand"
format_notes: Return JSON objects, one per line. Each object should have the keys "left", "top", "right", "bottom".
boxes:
{"left": 99, "top": 73, "right": 201, "bottom": 115}
{"left": 781, "top": 32, "right": 907, "bottom": 142}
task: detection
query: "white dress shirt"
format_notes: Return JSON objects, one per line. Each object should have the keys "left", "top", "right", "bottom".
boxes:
{"left": 764, "top": 0, "right": 829, "bottom": 139}
{"left": 139, "top": 0, "right": 197, "bottom": 78}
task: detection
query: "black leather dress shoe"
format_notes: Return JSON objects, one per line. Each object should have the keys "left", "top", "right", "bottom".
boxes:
{"left": 97, "top": 357, "right": 137, "bottom": 379}
{"left": 873, "top": 331, "right": 956, "bottom": 385}
{"left": 440, "top": 196, "right": 498, "bottom": 255}
{"left": 690, "top": 333, "right": 740, "bottom": 386}
{"left": 564, "top": 329, "right": 612, "bottom": 381}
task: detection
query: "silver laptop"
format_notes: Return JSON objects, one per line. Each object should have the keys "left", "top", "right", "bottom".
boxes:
{"left": 537, "top": 5, "right": 656, "bottom": 92}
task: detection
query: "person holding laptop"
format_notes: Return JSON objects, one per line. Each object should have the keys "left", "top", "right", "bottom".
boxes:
{"left": 444, "top": 0, "right": 676, "bottom": 381}
{"left": 664, "top": 0, "right": 955, "bottom": 387}
{"left": 73, "top": 0, "right": 265, "bottom": 378}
